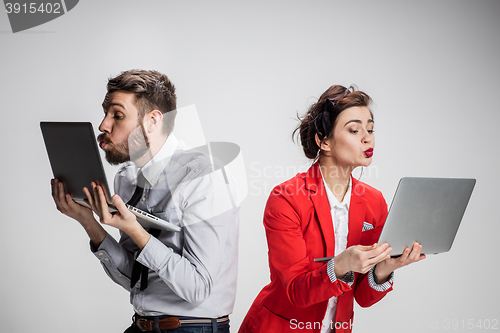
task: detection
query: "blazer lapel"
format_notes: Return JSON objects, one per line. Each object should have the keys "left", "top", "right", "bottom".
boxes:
{"left": 306, "top": 162, "right": 335, "bottom": 257}
{"left": 347, "top": 178, "right": 367, "bottom": 247}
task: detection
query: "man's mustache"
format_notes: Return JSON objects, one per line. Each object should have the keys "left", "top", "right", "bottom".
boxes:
{"left": 97, "top": 133, "right": 113, "bottom": 145}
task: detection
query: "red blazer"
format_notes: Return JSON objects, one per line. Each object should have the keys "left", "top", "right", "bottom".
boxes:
{"left": 239, "top": 162, "right": 392, "bottom": 333}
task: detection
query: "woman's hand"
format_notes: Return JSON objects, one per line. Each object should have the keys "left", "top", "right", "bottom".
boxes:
{"left": 334, "top": 243, "right": 392, "bottom": 278}
{"left": 84, "top": 182, "right": 151, "bottom": 249}
{"left": 374, "top": 242, "right": 426, "bottom": 283}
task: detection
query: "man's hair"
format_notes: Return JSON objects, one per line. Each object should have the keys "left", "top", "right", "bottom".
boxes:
{"left": 107, "top": 69, "right": 177, "bottom": 134}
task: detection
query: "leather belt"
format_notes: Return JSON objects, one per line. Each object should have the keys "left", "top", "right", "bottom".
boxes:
{"left": 134, "top": 315, "right": 229, "bottom": 331}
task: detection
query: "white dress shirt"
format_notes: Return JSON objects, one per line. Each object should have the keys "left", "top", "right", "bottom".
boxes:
{"left": 321, "top": 176, "right": 352, "bottom": 333}
{"left": 93, "top": 134, "right": 240, "bottom": 317}
{"left": 320, "top": 175, "right": 393, "bottom": 333}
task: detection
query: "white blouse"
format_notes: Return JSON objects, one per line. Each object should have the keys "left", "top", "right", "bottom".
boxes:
{"left": 321, "top": 175, "right": 351, "bottom": 333}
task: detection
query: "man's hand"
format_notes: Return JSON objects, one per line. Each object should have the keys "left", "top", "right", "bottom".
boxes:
{"left": 50, "top": 178, "right": 106, "bottom": 247}
{"left": 334, "top": 243, "right": 392, "bottom": 278}
{"left": 84, "top": 182, "right": 151, "bottom": 249}
{"left": 374, "top": 242, "right": 426, "bottom": 283}
{"left": 51, "top": 178, "right": 94, "bottom": 224}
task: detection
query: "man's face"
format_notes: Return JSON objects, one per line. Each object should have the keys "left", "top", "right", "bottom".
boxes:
{"left": 98, "top": 91, "right": 146, "bottom": 165}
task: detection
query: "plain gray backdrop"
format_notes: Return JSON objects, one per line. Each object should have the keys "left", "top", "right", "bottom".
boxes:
{"left": 1, "top": 1, "right": 499, "bottom": 332}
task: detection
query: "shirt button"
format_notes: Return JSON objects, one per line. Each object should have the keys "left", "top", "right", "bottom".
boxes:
{"left": 104, "top": 257, "right": 109, "bottom": 262}
{"left": 138, "top": 309, "right": 143, "bottom": 313}
{"left": 142, "top": 197, "right": 146, "bottom": 202}
{"left": 98, "top": 252, "right": 103, "bottom": 256}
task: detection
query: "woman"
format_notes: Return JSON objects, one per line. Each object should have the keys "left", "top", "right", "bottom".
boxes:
{"left": 239, "top": 85, "right": 425, "bottom": 333}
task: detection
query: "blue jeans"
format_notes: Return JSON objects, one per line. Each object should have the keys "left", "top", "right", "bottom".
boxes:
{"left": 124, "top": 317, "right": 230, "bottom": 333}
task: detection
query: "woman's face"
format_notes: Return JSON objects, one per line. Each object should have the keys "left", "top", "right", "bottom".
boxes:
{"left": 324, "top": 105, "right": 375, "bottom": 169}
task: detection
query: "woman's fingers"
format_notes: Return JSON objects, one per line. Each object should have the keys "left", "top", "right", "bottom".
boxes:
{"left": 396, "top": 243, "right": 426, "bottom": 267}
{"left": 365, "top": 245, "right": 391, "bottom": 271}
{"left": 357, "top": 244, "right": 378, "bottom": 251}
{"left": 345, "top": 243, "right": 392, "bottom": 274}
{"left": 409, "top": 243, "right": 425, "bottom": 262}
{"left": 399, "top": 247, "right": 411, "bottom": 262}
{"left": 367, "top": 243, "right": 390, "bottom": 261}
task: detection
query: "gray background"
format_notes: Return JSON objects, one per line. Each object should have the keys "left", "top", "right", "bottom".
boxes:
{"left": 1, "top": 1, "right": 499, "bottom": 332}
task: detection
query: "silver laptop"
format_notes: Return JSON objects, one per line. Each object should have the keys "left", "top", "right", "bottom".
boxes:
{"left": 40, "top": 122, "right": 180, "bottom": 232}
{"left": 378, "top": 177, "right": 475, "bottom": 256}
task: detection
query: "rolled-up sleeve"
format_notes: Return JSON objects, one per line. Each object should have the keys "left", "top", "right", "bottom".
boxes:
{"left": 368, "top": 267, "right": 394, "bottom": 292}
{"left": 327, "top": 258, "right": 355, "bottom": 286}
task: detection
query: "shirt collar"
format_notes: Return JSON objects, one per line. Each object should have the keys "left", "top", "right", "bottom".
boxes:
{"left": 139, "top": 133, "right": 179, "bottom": 187}
{"left": 321, "top": 171, "right": 351, "bottom": 210}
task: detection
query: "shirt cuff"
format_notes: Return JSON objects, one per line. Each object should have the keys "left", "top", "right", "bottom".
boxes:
{"left": 91, "top": 233, "right": 133, "bottom": 272}
{"left": 327, "top": 258, "right": 354, "bottom": 286}
{"left": 91, "top": 233, "right": 114, "bottom": 254}
{"left": 368, "top": 266, "right": 394, "bottom": 292}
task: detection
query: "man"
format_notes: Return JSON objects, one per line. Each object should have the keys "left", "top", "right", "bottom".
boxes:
{"left": 51, "top": 70, "right": 239, "bottom": 333}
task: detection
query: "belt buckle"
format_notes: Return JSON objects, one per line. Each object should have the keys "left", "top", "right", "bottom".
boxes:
{"left": 137, "top": 318, "right": 149, "bottom": 332}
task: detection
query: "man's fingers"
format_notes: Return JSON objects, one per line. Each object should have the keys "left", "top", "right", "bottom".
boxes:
{"left": 51, "top": 179, "right": 61, "bottom": 205}
{"left": 56, "top": 180, "right": 71, "bottom": 211}
{"left": 112, "top": 194, "right": 125, "bottom": 210}
{"left": 83, "top": 186, "right": 96, "bottom": 211}
{"left": 65, "top": 193, "right": 78, "bottom": 208}
{"left": 51, "top": 179, "right": 57, "bottom": 198}
{"left": 51, "top": 179, "right": 65, "bottom": 212}
{"left": 92, "top": 182, "right": 100, "bottom": 205}
{"left": 112, "top": 194, "right": 131, "bottom": 216}
{"left": 90, "top": 182, "right": 105, "bottom": 217}
{"left": 96, "top": 185, "right": 111, "bottom": 222}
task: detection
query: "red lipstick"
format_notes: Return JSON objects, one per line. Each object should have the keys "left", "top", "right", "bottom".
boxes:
{"left": 364, "top": 148, "right": 374, "bottom": 157}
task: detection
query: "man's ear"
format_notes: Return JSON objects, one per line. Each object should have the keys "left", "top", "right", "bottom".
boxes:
{"left": 144, "top": 110, "right": 163, "bottom": 133}
{"left": 315, "top": 133, "right": 332, "bottom": 152}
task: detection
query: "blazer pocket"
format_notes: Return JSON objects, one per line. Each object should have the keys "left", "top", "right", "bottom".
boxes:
{"left": 360, "top": 223, "right": 377, "bottom": 246}
{"left": 362, "top": 222, "right": 374, "bottom": 232}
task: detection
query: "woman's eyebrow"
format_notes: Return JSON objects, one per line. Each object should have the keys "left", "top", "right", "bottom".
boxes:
{"left": 344, "top": 119, "right": 374, "bottom": 127}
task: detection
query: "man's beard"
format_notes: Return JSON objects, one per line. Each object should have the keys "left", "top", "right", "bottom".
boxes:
{"left": 97, "top": 124, "right": 150, "bottom": 165}
{"left": 98, "top": 133, "right": 131, "bottom": 165}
